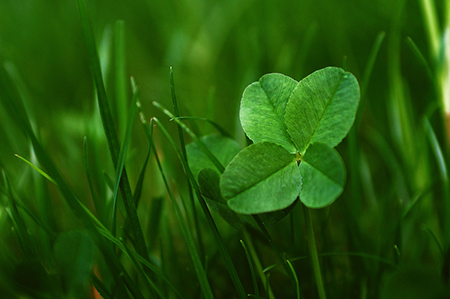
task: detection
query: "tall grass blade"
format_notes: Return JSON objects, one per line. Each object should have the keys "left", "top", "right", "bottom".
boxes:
{"left": 146, "top": 118, "right": 215, "bottom": 299}
{"left": 240, "top": 239, "right": 260, "bottom": 298}
{"left": 153, "top": 101, "right": 224, "bottom": 173}
{"left": 174, "top": 116, "right": 233, "bottom": 138}
{"left": 144, "top": 113, "right": 247, "bottom": 298}
{"left": 111, "top": 84, "right": 138, "bottom": 237}
{"left": 170, "top": 68, "right": 205, "bottom": 262}
{"left": 2, "top": 170, "right": 33, "bottom": 258}
{"left": 84, "top": 137, "right": 102, "bottom": 220}
{"left": 360, "top": 31, "right": 386, "bottom": 103}
{"left": 76, "top": 0, "right": 148, "bottom": 260}
{"left": 424, "top": 118, "right": 450, "bottom": 247}
{"left": 287, "top": 259, "right": 300, "bottom": 299}
{"left": 115, "top": 20, "right": 128, "bottom": 139}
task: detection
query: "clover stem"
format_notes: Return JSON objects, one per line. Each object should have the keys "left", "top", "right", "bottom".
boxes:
{"left": 303, "top": 204, "right": 327, "bottom": 299}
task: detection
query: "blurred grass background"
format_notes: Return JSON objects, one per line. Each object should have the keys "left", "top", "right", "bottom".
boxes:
{"left": 0, "top": 0, "right": 449, "bottom": 298}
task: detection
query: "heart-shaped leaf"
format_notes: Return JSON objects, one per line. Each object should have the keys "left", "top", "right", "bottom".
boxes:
{"left": 221, "top": 142, "right": 302, "bottom": 214}
{"left": 285, "top": 67, "right": 360, "bottom": 154}
{"left": 186, "top": 134, "right": 241, "bottom": 178}
{"left": 240, "top": 73, "right": 298, "bottom": 153}
{"left": 299, "top": 143, "right": 346, "bottom": 208}
{"left": 198, "top": 168, "right": 243, "bottom": 229}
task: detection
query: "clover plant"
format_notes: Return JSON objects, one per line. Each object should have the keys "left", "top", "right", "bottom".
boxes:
{"left": 188, "top": 66, "right": 360, "bottom": 218}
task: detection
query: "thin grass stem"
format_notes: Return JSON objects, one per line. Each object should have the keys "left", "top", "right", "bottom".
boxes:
{"left": 303, "top": 205, "right": 327, "bottom": 299}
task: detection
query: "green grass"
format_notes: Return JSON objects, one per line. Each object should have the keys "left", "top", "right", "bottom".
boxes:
{"left": 1, "top": 0, "right": 450, "bottom": 298}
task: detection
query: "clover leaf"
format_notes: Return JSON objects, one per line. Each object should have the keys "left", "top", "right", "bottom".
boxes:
{"left": 221, "top": 67, "right": 360, "bottom": 214}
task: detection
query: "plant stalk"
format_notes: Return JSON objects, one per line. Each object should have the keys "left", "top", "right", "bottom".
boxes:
{"left": 303, "top": 204, "right": 327, "bottom": 299}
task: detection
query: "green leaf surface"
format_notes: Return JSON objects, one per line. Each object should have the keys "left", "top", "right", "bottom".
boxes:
{"left": 285, "top": 67, "right": 360, "bottom": 154}
{"left": 198, "top": 168, "right": 243, "bottom": 229}
{"left": 240, "top": 73, "right": 298, "bottom": 153}
{"left": 299, "top": 143, "right": 346, "bottom": 208}
{"left": 186, "top": 134, "right": 241, "bottom": 178}
{"left": 221, "top": 142, "right": 302, "bottom": 214}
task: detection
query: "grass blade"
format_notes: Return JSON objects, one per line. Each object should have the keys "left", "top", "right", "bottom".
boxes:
{"left": 115, "top": 20, "right": 128, "bottom": 138}
{"left": 76, "top": 0, "right": 148, "bottom": 260}
{"left": 424, "top": 118, "right": 450, "bottom": 247}
{"left": 112, "top": 83, "right": 138, "bottom": 237}
{"left": 170, "top": 68, "right": 205, "bottom": 262}
{"left": 240, "top": 239, "right": 260, "bottom": 298}
{"left": 153, "top": 101, "right": 225, "bottom": 173}
{"left": 147, "top": 118, "right": 215, "bottom": 299}
{"left": 2, "top": 170, "right": 34, "bottom": 258}
{"left": 287, "top": 259, "right": 300, "bottom": 299}
{"left": 146, "top": 113, "right": 247, "bottom": 298}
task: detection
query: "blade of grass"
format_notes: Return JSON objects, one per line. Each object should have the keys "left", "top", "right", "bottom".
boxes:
{"left": 84, "top": 137, "right": 102, "bottom": 221}
{"left": 345, "top": 32, "right": 386, "bottom": 281}
{"left": 303, "top": 205, "right": 326, "bottom": 299}
{"left": 76, "top": 0, "right": 148, "bottom": 260}
{"left": 419, "top": 0, "right": 440, "bottom": 57}
{"left": 286, "top": 259, "right": 300, "bottom": 299}
{"left": 263, "top": 251, "right": 400, "bottom": 273}
{"left": 14, "top": 154, "right": 57, "bottom": 185}
{"left": 405, "top": 37, "right": 436, "bottom": 85}
{"left": 112, "top": 81, "right": 138, "bottom": 237}
{"left": 252, "top": 215, "right": 296, "bottom": 285}
{"left": 146, "top": 117, "right": 247, "bottom": 299}
{"left": 115, "top": 20, "right": 127, "bottom": 139}
{"left": 2, "top": 170, "right": 34, "bottom": 258}
{"left": 240, "top": 239, "right": 260, "bottom": 299}
{"left": 174, "top": 116, "right": 233, "bottom": 138}
{"left": 153, "top": 101, "right": 225, "bottom": 173}
{"left": 170, "top": 68, "right": 205, "bottom": 263}
{"left": 147, "top": 118, "right": 214, "bottom": 299}
{"left": 72, "top": 187, "right": 181, "bottom": 298}
{"left": 242, "top": 229, "right": 275, "bottom": 299}
{"left": 424, "top": 118, "right": 450, "bottom": 247}
{"left": 360, "top": 31, "right": 386, "bottom": 104}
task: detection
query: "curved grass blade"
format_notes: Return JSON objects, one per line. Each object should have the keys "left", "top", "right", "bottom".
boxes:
{"left": 153, "top": 101, "right": 225, "bottom": 173}
{"left": 240, "top": 240, "right": 260, "bottom": 298}
{"left": 147, "top": 118, "right": 247, "bottom": 299}
{"left": 76, "top": 0, "right": 148, "bottom": 260}
{"left": 115, "top": 20, "right": 128, "bottom": 138}
{"left": 174, "top": 116, "right": 233, "bottom": 138}
{"left": 14, "top": 154, "right": 57, "bottom": 185}
{"left": 170, "top": 68, "right": 205, "bottom": 263}
{"left": 286, "top": 260, "right": 300, "bottom": 299}
{"left": 147, "top": 119, "right": 214, "bottom": 299}
{"left": 424, "top": 118, "right": 450, "bottom": 247}
{"left": 112, "top": 84, "right": 138, "bottom": 237}
{"left": 2, "top": 170, "right": 34, "bottom": 258}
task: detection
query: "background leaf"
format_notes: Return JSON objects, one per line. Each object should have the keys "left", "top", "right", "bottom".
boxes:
{"left": 186, "top": 134, "right": 241, "bottom": 178}
{"left": 198, "top": 168, "right": 243, "bottom": 229}
{"left": 240, "top": 73, "right": 298, "bottom": 153}
{"left": 299, "top": 143, "right": 346, "bottom": 208}
{"left": 285, "top": 67, "right": 360, "bottom": 154}
{"left": 221, "top": 142, "right": 301, "bottom": 214}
